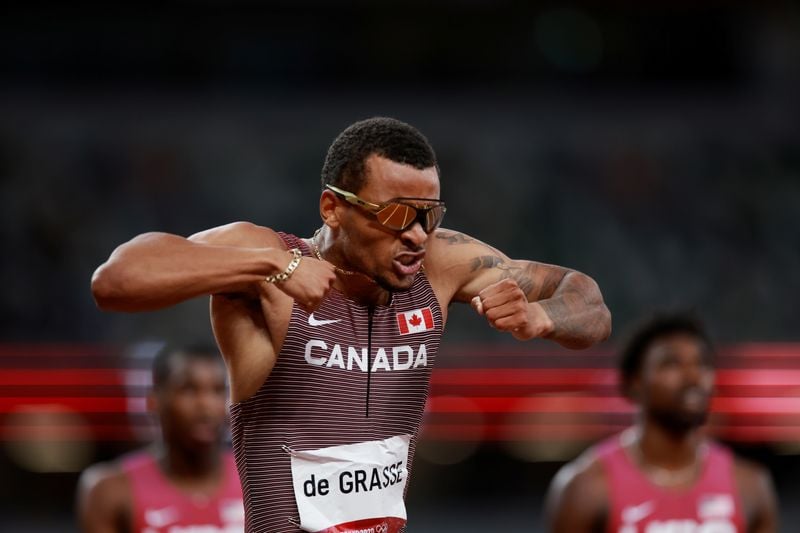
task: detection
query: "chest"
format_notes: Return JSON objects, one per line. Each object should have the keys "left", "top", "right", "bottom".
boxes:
{"left": 284, "top": 292, "right": 442, "bottom": 374}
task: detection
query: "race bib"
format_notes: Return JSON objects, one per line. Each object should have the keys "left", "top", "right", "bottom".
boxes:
{"left": 288, "top": 435, "right": 411, "bottom": 533}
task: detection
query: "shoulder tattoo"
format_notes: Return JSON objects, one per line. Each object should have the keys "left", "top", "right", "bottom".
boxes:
{"left": 435, "top": 230, "right": 476, "bottom": 246}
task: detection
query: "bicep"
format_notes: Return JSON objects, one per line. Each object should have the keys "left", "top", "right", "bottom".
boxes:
{"left": 545, "top": 465, "right": 607, "bottom": 533}
{"left": 189, "top": 222, "right": 285, "bottom": 296}
{"left": 188, "top": 221, "right": 283, "bottom": 248}
{"left": 429, "top": 229, "right": 569, "bottom": 303}
{"left": 76, "top": 469, "right": 128, "bottom": 533}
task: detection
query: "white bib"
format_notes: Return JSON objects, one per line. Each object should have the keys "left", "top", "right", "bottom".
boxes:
{"left": 288, "top": 435, "right": 411, "bottom": 532}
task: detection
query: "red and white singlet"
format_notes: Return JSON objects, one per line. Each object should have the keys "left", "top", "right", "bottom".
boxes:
{"left": 122, "top": 450, "right": 245, "bottom": 533}
{"left": 597, "top": 433, "right": 746, "bottom": 533}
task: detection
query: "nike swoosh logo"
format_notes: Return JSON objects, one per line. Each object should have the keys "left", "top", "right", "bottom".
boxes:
{"left": 308, "top": 313, "right": 341, "bottom": 326}
{"left": 622, "top": 501, "right": 655, "bottom": 524}
{"left": 145, "top": 507, "right": 179, "bottom": 527}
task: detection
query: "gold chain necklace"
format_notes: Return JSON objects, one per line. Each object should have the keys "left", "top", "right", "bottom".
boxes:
{"left": 311, "top": 229, "right": 372, "bottom": 280}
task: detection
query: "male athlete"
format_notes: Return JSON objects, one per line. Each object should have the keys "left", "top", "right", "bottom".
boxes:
{"left": 76, "top": 345, "right": 244, "bottom": 533}
{"left": 545, "top": 313, "right": 778, "bottom": 533}
{"left": 92, "top": 116, "right": 612, "bottom": 532}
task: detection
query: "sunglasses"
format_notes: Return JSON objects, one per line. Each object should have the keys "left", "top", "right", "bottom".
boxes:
{"left": 325, "top": 184, "right": 447, "bottom": 233}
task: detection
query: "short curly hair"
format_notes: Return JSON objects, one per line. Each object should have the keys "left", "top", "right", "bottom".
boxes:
{"left": 152, "top": 343, "right": 222, "bottom": 390}
{"left": 321, "top": 117, "right": 438, "bottom": 193}
{"left": 618, "top": 311, "right": 714, "bottom": 396}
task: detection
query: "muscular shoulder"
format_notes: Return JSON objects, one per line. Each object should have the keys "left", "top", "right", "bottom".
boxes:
{"left": 545, "top": 448, "right": 609, "bottom": 532}
{"left": 426, "top": 227, "right": 570, "bottom": 306}
{"left": 189, "top": 221, "right": 286, "bottom": 248}
{"left": 77, "top": 460, "right": 130, "bottom": 507}
{"left": 426, "top": 228, "right": 504, "bottom": 265}
{"left": 76, "top": 460, "right": 132, "bottom": 531}
{"left": 425, "top": 228, "right": 508, "bottom": 300}
{"left": 733, "top": 455, "right": 773, "bottom": 496}
{"left": 733, "top": 455, "right": 778, "bottom": 531}
{"left": 548, "top": 449, "right": 608, "bottom": 505}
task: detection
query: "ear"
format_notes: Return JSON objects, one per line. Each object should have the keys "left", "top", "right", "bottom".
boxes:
{"left": 319, "top": 189, "right": 341, "bottom": 228}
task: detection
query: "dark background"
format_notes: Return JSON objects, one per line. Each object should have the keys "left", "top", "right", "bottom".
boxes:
{"left": 1, "top": 1, "right": 798, "bottom": 531}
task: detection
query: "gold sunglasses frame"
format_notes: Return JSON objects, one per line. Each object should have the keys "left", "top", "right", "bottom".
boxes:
{"left": 325, "top": 184, "right": 446, "bottom": 232}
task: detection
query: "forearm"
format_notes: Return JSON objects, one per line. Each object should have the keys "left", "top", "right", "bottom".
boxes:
{"left": 91, "top": 232, "right": 289, "bottom": 312}
{"left": 537, "top": 271, "right": 611, "bottom": 349}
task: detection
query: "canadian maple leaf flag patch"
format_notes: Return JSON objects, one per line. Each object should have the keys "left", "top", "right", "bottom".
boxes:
{"left": 396, "top": 307, "right": 435, "bottom": 335}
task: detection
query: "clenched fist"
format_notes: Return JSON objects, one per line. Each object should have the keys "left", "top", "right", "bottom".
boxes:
{"left": 274, "top": 253, "right": 337, "bottom": 312}
{"left": 470, "top": 278, "right": 555, "bottom": 340}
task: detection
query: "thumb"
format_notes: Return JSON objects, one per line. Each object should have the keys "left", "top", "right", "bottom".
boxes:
{"left": 470, "top": 296, "right": 484, "bottom": 315}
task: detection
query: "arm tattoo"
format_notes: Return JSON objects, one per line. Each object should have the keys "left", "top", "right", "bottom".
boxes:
{"left": 470, "top": 255, "right": 508, "bottom": 271}
{"left": 522, "top": 263, "right": 567, "bottom": 301}
{"left": 437, "top": 229, "right": 504, "bottom": 257}
{"left": 436, "top": 231, "right": 476, "bottom": 246}
{"left": 539, "top": 290, "right": 592, "bottom": 340}
{"left": 539, "top": 275, "right": 611, "bottom": 348}
{"left": 508, "top": 270, "right": 536, "bottom": 297}
{"left": 437, "top": 228, "right": 610, "bottom": 346}
{"left": 470, "top": 255, "right": 566, "bottom": 301}
{"left": 470, "top": 255, "right": 539, "bottom": 297}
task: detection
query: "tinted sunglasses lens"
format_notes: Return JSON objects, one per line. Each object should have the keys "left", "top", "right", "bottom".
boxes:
{"left": 376, "top": 203, "right": 446, "bottom": 232}
{"left": 425, "top": 205, "right": 446, "bottom": 232}
{"left": 376, "top": 203, "right": 416, "bottom": 230}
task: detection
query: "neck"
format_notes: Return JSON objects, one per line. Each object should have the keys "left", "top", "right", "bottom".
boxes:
{"left": 625, "top": 422, "right": 706, "bottom": 487}
{"left": 310, "top": 227, "right": 391, "bottom": 307}
{"left": 339, "top": 276, "right": 391, "bottom": 307}
{"left": 157, "top": 441, "right": 221, "bottom": 481}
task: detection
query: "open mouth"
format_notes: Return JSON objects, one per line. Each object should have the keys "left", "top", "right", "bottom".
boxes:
{"left": 393, "top": 253, "right": 425, "bottom": 276}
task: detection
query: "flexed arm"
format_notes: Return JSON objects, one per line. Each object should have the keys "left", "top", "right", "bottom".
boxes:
{"left": 429, "top": 229, "right": 611, "bottom": 349}
{"left": 471, "top": 261, "right": 610, "bottom": 348}
{"left": 91, "top": 222, "right": 336, "bottom": 312}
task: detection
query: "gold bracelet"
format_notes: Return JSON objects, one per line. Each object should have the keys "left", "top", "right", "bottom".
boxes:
{"left": 265, "top": 248, "right": 302, "bottom": 283}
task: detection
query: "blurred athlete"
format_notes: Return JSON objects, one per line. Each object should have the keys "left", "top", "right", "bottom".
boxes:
{"left": 546, "top": 312, "right": 778, "bottom": 533}
{"left": 77, "top": 345, "right": 244, "bottom": 533}
{"left": 92, "top": 116, "right": 611, "bottom": 532}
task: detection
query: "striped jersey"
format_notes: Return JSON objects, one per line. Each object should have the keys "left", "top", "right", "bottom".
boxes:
{"left": 230, "top": 232, "right": 443, "bottom": 532}
{"left": 597, "top": 433, "right": 746, "bottom": 533}
{"left": 122, "top": 449, "right": 245, "bottom": 533}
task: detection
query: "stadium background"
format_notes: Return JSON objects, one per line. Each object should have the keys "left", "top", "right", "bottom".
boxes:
{"left": 1, "top": 1, "right": 798, "bottom": 531}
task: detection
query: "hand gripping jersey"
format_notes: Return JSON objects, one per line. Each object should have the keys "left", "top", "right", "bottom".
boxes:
{"left": 597, "top": 433, "right": 746, "bottom": 533}
{"left": 230, "top": 233, "right": 443, "bottom": 532}
{"left": 122, "top": 450, "right": 245, "bottom": 533}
